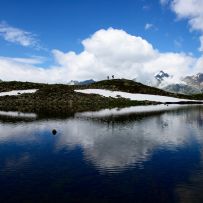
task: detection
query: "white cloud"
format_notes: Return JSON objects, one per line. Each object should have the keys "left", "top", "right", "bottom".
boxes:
{"left": 0, "top": 21, "right": 39, "bottom": 48}
{"left": 142, "top": 5, "right": 151, "bottom": 11}
{"left": 160, "top": 0, "right": 170, "bottom": 6}
{"left": 174, "top": 37, "right": 183, "bottom": 48}
{"left": 194, "top": 55, "right": 203, "bottom": 73}
{"left": 145, "top": 23, "right": 154, "bottom": 30}
{"left": 0, "top": 28, "right": 201, "bottom": 84}
{"left": 171, "top": 0, "right": 203, "bottom": 51}
{"left": 0, "top": 56, "right": 45, "bottom": 65}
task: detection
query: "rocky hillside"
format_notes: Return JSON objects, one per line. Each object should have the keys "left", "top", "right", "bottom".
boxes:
{"left": 163, "top": 84, "right": 201, "bottom": 95}
{"left": 183, "top": 73, "right": 203, "bottom": 90}
{"left": 86, "top": 79, "right": 183, "bottom": 97}
{"left": 154, "top": 71, "right": 203, "bottom": 94}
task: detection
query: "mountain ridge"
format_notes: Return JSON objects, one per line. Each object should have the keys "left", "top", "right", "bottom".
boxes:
{"left": 153, "top": 71, "right": 203, "bottom": 94}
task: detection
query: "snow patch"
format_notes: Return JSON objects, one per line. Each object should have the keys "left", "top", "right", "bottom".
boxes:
{"left": 0, "top": 89, "right": 38, "bottom": 97}
{"left": 75, "top": 89, "right": 197, "bottom": 103}
{"left": 0, "top": 111, "right": 37, "bottom": 118}
{"left": 76, "top": 104, "right": 199, "bottom": 118}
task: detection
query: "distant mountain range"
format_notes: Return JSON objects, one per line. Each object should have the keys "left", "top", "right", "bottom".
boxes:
{"left": 164, "top": 84, "right": 201, "bottom": 95}
{"left": 154, "top": 71, "right": 203, "bottom": 94}
{"left": 67, "top": 79, "right": 95, "bottom": 85}
{"left": 183, "top": 73, "right": 203, "bottom": 89}
{"left": 67, "top": 72, "right": 203, "bottom": 95}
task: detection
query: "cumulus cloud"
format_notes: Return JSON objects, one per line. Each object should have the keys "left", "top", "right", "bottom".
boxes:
{"left": 0, "top": 28, "right": 201, "bottom": 84}
{"left": 171, "top": 0, "right": 203, "bottom": 52}
{"left": 0, "top": 21, "right": 39, "bottom": 48}
{"left": 194, "top": 55, "right": 203, "bottom": 73}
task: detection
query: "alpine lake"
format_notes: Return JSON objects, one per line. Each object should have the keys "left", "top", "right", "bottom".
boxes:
{"left": 0, "top": 104, "right": 203, "bottom": 203}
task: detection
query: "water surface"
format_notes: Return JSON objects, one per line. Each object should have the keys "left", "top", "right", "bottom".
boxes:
{"left": 0, "top": 105, "right": 203, "bottom": 203}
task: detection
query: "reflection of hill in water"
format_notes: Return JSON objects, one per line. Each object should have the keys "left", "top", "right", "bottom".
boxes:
{"left": 0, "top": 111, "right": 37, "bottom": 123}
{"left": 75, "top": 104, "right": 203, "bottom": 124}
{"left": 0, "top": 105, "right": 203, "bottom": 172}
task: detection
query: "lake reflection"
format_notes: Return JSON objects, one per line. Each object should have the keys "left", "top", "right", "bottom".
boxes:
{"left": 0, "top": 105, "right": 203, "bottom": 202}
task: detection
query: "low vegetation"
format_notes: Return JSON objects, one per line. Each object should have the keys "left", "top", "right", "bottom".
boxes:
{"left": 0, "top": 79, "right": 202, "bottom": 116}
{"left": 0, "top": 81, "right": 45, "bottom": 92}
{"left": 84, "top": 79, "right": 184, "bottom": 97}
{"left": 0, "top": 81, "right": 154, "bottom": 116}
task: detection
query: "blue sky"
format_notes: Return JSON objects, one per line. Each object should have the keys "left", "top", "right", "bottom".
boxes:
{"left": 0, "top": 0, "right": 203, "bottom": 83}
{"left": 0, "top": 0, "right": 200, "bottom": 56}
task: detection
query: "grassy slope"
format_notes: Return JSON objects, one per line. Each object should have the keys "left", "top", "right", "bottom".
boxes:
{"left": 0, "top": 81, "right": 45, "bottom": 92}
{"left": 0, "top": 80, "right": 151, "bottom": 115}
{"left": 86, "top": 79, "right": 203, "bottom": 100}
{"left": 0, "top": 79, "right": 202, "bottom": 115}
{"left": 85, "top": 79, "right": 183, "bottom": 97}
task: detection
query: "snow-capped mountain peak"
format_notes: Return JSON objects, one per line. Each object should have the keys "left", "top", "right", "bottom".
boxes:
{"left": 67, "top": 80, "right": 80, "bottom": 85}
{"left": 193, "top": 73, "right": 203, "bottom": 82}
{"left": 154, "top": 70, "right": 169, "bottom": 82}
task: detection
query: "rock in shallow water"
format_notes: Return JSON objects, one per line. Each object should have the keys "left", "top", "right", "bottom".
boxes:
{"left": 52, "top": 129, "right": 57, "bottom": 135}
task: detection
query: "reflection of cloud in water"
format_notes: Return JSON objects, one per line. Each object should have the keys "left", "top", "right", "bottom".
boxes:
{"left": 56, "top": 115, "right": 198, "bottom": 172}
{"left": 0, "top": 105, "right": 203, "bottom": 172}
{"left": 0, "top": 111, "right": 37, "bottom": 118}
{"left": 75, "top": 104, "right": 202, "bottom": 118}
